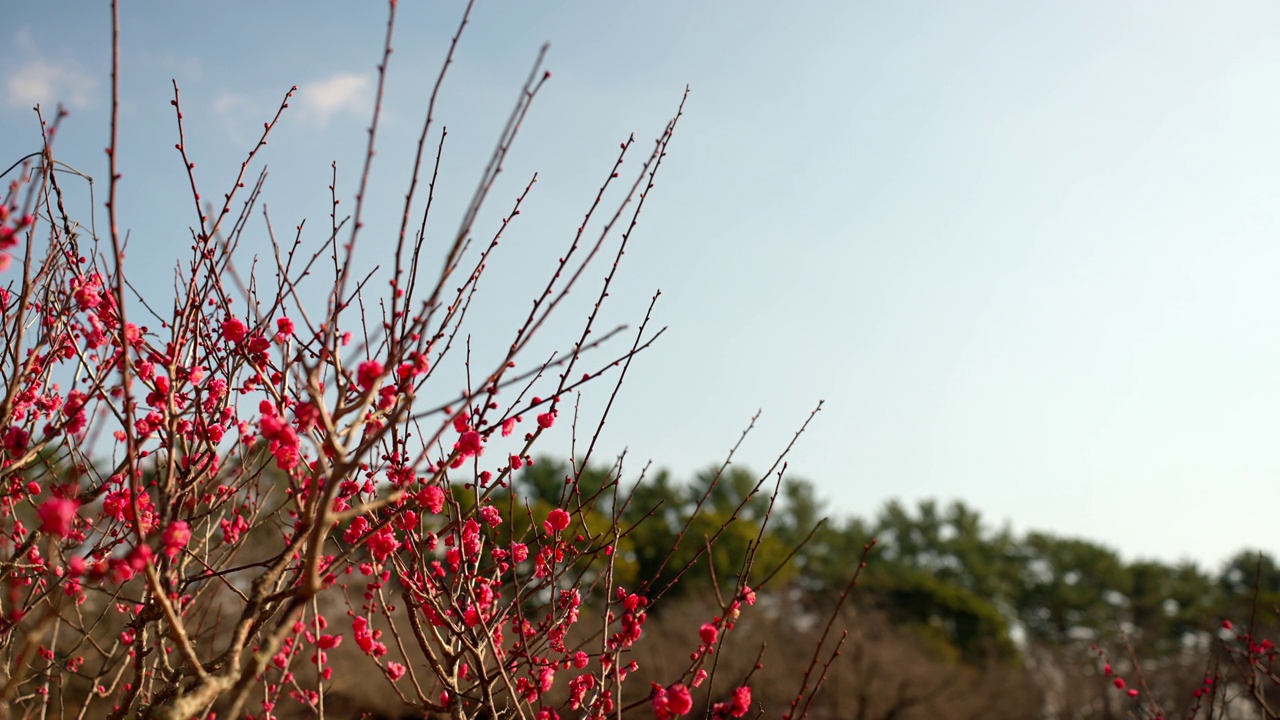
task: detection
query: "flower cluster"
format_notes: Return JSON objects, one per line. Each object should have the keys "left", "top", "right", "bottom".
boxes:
{"left": 0, "top": 201, "right": 32, "bottom": 271}
{"left": 0, "top": 5, "right": 796, "bottom": 719}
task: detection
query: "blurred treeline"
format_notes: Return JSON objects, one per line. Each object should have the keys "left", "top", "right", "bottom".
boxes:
{"left": 504, "top": 457, "right": 1280, "bottom": 720}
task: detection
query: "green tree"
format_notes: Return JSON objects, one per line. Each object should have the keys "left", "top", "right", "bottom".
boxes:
{"left": 1216, "top": 549, "right": 1280, "bottom": 632}
{"left": 865, "top": 499, "right": 1019, "bottom": 663}
{"left": 1126, "top": 559, "right": 1214, "bottom": 654}
{"left": 1013, "top": 532, "right": 1129, "bottom": 646}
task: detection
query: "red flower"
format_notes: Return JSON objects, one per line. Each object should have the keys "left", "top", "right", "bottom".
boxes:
{"left": 455, "top": 430, "right": 483, "bottom": 459}
{"left": 357, "top": 360, "right": 383, "bottom": 391}
{"left": 511, "top": 543, "right": 529, "bottom": 563}
{"left": 479, "top": 505, "right": 502, "bottom": 527}
{"left": 367, "top": 527, "right": 401, "bottom": 562}
{"left": 667, "top": 684, "right": 693, "bottom": 715}
{"left": 653, "top": 683, "right": 692, "bottom": 718}
{"left": 161, "top": 520, "right": 191, "bottom": 558}
{"left": 3, "top": 426, "right": 30, "bottom": 456}
{"left": 38, "top": 497, "right": 80, "bottom": 538}
{"left": 126, "top": 544, "right": 153, "bottom": 571}
{"left": 544, "top": 508, "right": 570, "bottom": 535}
{"left": 729, "top": 686, "right": 751, "bottom": 717}
{"left": 222, "top": 317, "right": 248, "bottom": 343}
{"left": 419, "top": 486, "right": 446, "bottom": 514}
{"left": 699, "top": 622, "right": 718, "bottom": 645}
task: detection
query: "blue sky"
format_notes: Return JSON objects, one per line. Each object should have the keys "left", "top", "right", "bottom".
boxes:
{"left": 5, "top": 2, "right": 1280, "bottom": 569}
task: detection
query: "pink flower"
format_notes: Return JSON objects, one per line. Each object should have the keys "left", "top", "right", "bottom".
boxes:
{"left": 463, "top": 605, "right": 481, "bottom": 627}
{"left": 699, "top": 622, "right": 718, "bottom": 645}
{"left": 345, "top": 516, "right": 370, "bottom": 544}
{"left": 275, "top": 317, "right": 295, "bottom": 336}
{"left": 454, "top": 429, "right": 484, "bottom": 461}
{"left": 38, "top": 497, "right": 79, "bottom": 537}
{"left": 419, "top": 486, "right": 445, "bottom": 514}
{"left": 126, "top": 544, "right": 153, "bottom": 571}
{"left": 651, "top": 684, "right": 669, "bottom": 718}
{"left": 536, "top": 410, "right": 556, "bottom": 429}
{"left": 352, "top": 616, "right": 387, "bottom": 657}
{"left": 367, "top": 527, "right": 401, "bottom": 562}
{"left": 538, "top": 665, "right": 556, "bottom": 692}
{"left": 72, "top": 274, "right": 104, "bottom": 310}
{"left": 386, "top": 661, "right": 406, "bottom": 681}
{"left": 461, "top": 519, "right": 482, "bottom": 558}
{"left": 652, "top": 683, "right": 692, "bottom": 718}
{"left": 544, "top": 508, "right": 570, "bottom": 535}
{"left": 220, "top": 514, "right": 249, "bottom": 544}
{"left": 161, "top": 520, "right": 191, "bottom": 558}
{"left": 222, "top": 317, "right": 248, "bottom": 343}
{"left": 511, "top": 543, "right": 529, "bottom": 563}
{"left": 729, "top": 686, "right": 751, "bottom": 717}
{"left": 259, "top": 414, "right": 301, "bottom": 471}
{"left": 479, "top": 505, "right": 502, "bottom": 527}
{"left": 3, "top": 426, "right": 29, "bottom": 457}
{"left": 357, "top": 360, "right": 383, "bottom": 391}
{"left": 667, "top": 684, "right": 693, "bottom": 715}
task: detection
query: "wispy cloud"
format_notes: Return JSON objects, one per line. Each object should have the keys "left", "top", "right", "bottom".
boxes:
{"left": 133, "top": 49, "right": 203, "bottom": 82}
{"left": 296, "top": 72, "right": 371, "bottom": 128}
{"left": 4, "top": 28, "right": 97, "bottom": 111}
{"left": 214, "top": 91, "right": 255, "bottom": 118}
{"left": 212, "top": 91, "right": 261, "bottom": 146}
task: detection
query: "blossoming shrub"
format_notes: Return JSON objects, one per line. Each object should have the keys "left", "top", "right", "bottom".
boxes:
{"left": 1089, "top": 616, "right": 1280, "bottom": 720}
{"left": 0, "top": 4, "right": 840, "bottom": 720}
